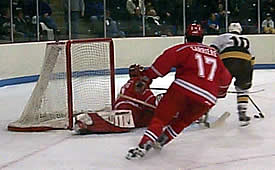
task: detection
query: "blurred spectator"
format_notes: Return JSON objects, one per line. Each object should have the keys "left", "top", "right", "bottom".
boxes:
{"left": 229, "top": 0, "right": 249, "bottom": 22}
{"left": 0, "top": 7, "right": 24, "bottom": 40}
{"left": 87, "top": 0, "right": 104, "bottom": 23}
{"left": 145, "top": 0, "right": 155, "bottom": 13}
{"left": 262, "top": 13, "right": 275, "bottom": 33}
{"left": 14, "top": 8, "right": 33, "bottom": 40}
{"left": 64, "top": 0, "right": 85, "bottom": 39}
{"left": 146, "top": 8, "right": 161, "bottom": 36}
{"left": 126, "top": 0, "right": 138, "bottom": 15}
{"left": 12, "top": 0, "right": 24, "bottom": 12}
{"left": 128, "top": 7, "right": 143, "bottom": 36}
{"left": 106, "top": 10, "right": 125, "bottom": 38}
{"left": 88, "top": 9, "right": 125, "bottom": 38}
{"left": 198, "top": 0, "right": 214, "bottom": 21}
{"left": 217, "top": 2, "right": 226, "bottom": 32}
{"left": 87, "top": 0, "right": 104, "bottom": 36}
{"left": 108, "top": 0, "right": 128, "bottom": 19}
{"left": 262, "top": 0, "right": 275, "bottom": 18}
{"left": 155, "top": 0, "right": 176, "bottom": 35}
{"left": 22, "top": 0, "right": 34, "bottom": 17}
{"left": 19, "top": 0, "right": 59, "bottom": 40}
{"left": 39, "top": 0, "right": 58, "bottom": 31}
{"left": 207, "top": 13, "right": 220, "bottom": 34}
{"left": 0, "top": 8, "right": 11, "bottom": 40}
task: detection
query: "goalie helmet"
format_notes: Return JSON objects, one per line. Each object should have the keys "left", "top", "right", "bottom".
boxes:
{"left": 129, "top": 64, "right": 144, "bottom": 78}
{"left": 185, "top": 23, "right": 203, "bottom": 43}
{"left": 228, "top": 22, "right": 242, "bottom": 34}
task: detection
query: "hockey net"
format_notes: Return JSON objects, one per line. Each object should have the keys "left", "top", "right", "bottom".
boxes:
{"left": 8, "top": 39, "right": 115, "bottom": 132}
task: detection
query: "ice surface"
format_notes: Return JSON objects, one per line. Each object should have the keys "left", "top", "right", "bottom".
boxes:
{"left": 0, "top": 70, "right": 275, "bottom": 170}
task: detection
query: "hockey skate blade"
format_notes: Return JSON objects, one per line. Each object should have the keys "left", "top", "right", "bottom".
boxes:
{"left": 240, "top": 121, "right": 250, "bottom": 127}
{"left": 208, "top": 112, "right": 231, "bottom": 128}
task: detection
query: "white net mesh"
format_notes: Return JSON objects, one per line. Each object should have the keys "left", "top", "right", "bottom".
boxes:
{"left": 8, "top": 39, "right": 114, "bottom": 131}
{"left": 70, "top": 41, "right": 112, "bottom": 112}
{"left": 8, "top": 44, "right": 68, "bottom": 130}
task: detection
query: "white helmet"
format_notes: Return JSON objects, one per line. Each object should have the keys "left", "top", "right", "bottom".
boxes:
{"left": 228, "top": 22, "right": 242, "bottom": 34}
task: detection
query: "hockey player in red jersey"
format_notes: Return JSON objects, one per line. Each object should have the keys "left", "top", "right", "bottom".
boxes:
{"left": 114, "top": 64, "right": 156, "bottom": 128}
{"left": 126, "top": 23, "right": 232, "bottom": 159}
{"left": 74, "top": 64, "right": 157, "bottom": 134}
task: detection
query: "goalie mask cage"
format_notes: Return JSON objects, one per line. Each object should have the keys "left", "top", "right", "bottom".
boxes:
{"left": 8, "top": 38, "right": 115, "bottom": 132}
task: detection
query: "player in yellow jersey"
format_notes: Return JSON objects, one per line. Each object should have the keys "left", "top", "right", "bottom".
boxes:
{"left": 210, "top": 22, "right": 255, "bottom": 125}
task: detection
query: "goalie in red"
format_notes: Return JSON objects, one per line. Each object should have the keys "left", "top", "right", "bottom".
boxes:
{"left": 74, "top": 64, "right": 158, "bottom": 134}
{"left": 114, "top": 64, "right": 157, "bottom": 128}
{"left": 126, "top": 23, "right": 232, "bottom": 159}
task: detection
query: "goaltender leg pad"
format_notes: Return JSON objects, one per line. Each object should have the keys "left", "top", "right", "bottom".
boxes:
{"left": 74, "top": 110, "right": 135, "bottom": 134}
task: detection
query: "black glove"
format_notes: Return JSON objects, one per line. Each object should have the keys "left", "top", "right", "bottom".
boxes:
{"left": 134, "top": 80, "right": 146, "bottom": 93}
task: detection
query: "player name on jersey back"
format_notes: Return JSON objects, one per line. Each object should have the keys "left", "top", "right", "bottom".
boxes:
{"left": 190, "top": 46, "right": 217, "bottom": 57}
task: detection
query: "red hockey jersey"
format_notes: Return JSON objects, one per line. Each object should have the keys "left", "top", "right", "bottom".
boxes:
{"left": 114, "top": 77, "right": 156, "bottom": 111}
{"left": 144, "top": 42, "right": 232, "bottom": 107}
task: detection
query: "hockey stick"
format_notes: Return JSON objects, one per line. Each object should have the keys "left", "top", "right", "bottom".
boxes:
{"left": 150, "top": 87, "right": 168, "bottom": 91}
{"left": 119, "top": 94, "right": 157, "bottom": 109}
{"left": 227, "top": 89, "right": 264, "bottom": 94}
{"left": 207, "top": 112, "right": 231, "bottom": 128}
{"left": 194, "top": 112, "right": 230, "bottom": 128}
{"left": 150, "top": 87, "right": 265, "bottom": 94}
{"left": 248, "top": 96, "right": 265, "bottom": 118}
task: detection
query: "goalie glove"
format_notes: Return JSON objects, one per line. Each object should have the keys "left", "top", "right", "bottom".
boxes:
{"left": 134, "top": 80, "right": 146, "bottom": 94}
{"left": 134, "top": 76, "right": 152, "bottom": 94}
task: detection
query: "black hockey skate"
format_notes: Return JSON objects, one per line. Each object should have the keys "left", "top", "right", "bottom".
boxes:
{"left": 125, "top": 147, "right": 146, "bottom": 160}
{"left": 239, "top": 112, "right": 251, "bottom": 126}
{"left": 125, "top": 141, "right": 153, "bottom": 160}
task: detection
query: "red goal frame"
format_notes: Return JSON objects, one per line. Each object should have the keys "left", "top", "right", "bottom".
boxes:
{"left": 7, "top": 38, "right": 115, "bottom": 132}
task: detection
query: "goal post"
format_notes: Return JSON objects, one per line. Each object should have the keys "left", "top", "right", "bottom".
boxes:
{"left": 8, "top": 38, "right": 115, "bottom": 132}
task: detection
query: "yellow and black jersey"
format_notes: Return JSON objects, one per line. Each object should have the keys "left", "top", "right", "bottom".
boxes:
{"left": 210, "top": 33, "right": 255, "bottom": 65}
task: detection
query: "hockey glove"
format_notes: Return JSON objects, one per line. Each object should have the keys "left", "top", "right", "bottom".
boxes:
{"left": 134, "top": 76, "right": 152, "bottom": 94}
{"left": 134, "top": 80, "right": 146, "bottom": 93}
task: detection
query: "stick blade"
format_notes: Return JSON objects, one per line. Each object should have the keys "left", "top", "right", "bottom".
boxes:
{"left": 209, "top": 112, "right": 231, "bottom": 128}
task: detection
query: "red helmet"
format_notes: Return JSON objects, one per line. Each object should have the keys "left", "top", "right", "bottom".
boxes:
{"left": 186, "top": 23, "right": 203, "bottom": 38}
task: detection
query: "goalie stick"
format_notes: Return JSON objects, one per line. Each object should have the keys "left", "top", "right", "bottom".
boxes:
{"left": 119, "top": 94, "right": 157, "bottom": 109}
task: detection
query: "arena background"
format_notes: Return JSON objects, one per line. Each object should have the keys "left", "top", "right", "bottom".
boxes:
{"left": 0, "top": 35, "right": 274, "bottom": 87}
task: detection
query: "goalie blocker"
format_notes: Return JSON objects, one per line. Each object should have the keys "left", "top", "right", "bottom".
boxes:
{"left": 74, "top": 110, "right": 136, "bottom": 134}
